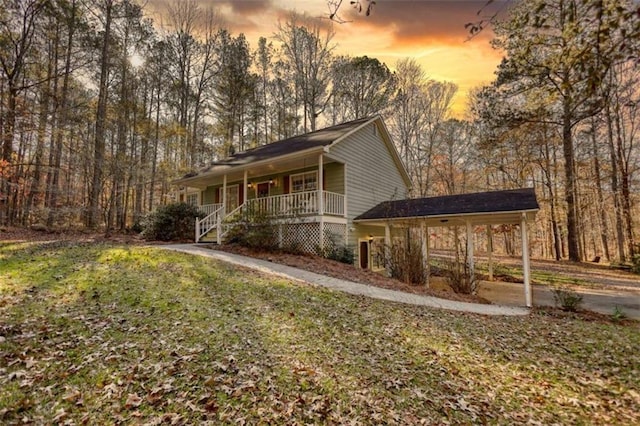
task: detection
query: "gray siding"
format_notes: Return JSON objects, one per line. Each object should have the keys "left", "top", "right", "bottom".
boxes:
{"left": 328, "top": 122, "right": 409, "bottom": 248}
{"left": 323, "top": 162, "right": 344, "bottom": 194}
{"left": 200, "top": 162, "right": 345, "bottom": 204}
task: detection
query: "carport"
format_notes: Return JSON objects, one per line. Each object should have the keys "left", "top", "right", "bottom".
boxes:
{"left": 354, "top": 188, "right": 540, "bottom": 307}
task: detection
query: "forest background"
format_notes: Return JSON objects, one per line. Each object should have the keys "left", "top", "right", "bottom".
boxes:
{"left": 0, "top": 0, "right": 638, "bottom": 264}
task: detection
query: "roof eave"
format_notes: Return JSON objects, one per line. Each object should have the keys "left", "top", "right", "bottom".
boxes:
{"left": 172, "top": 145, "right": 327, "bottom": 187}
{"left": 354, "top": 208, "right": 540, "bottom": 224}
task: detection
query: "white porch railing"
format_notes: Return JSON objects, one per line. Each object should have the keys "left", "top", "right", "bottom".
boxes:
{"left": 195, "top": 191, "right": 344, "bottom": 242}
{"left": 245, "top": 191, "right": 344, "bottom": 217}
{"left": 323, "top": 191, "right": 345, "bottom": 216}
{"left": 200, "top": 203, "right": 223, "bottom": 216}
{"left": 195, "top": 205, "right": 224, "bottom": 242}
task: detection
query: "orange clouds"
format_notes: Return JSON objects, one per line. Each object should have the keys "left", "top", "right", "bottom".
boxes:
{"left": 143, "top": 0, "right": 506, "bottom": 116}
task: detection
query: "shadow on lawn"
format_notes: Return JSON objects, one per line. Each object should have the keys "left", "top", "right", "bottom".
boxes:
{"left": 1, "top": 242, "right": 639, "bottom": 424}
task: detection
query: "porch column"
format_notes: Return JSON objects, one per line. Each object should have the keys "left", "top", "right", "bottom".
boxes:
{"left": 222, "top": 174, "right": 227, "bottom": 215}
{"left": 521, "top": 213, "right": 532, "bottom": 308}
{"left": 421, "top": 222, "right": 430, "bottom": 287}
{"left": 384, "top": 223, "right": 391, "bottom": 277}
{"left": 243, "top": 170, "right": 248, "bottom": 205}
{"left": 466, "top": 221, "right": 475, "bottom": 283}
{"left": 318, "top": 154, "right": 324, "bottom": 251}
{"left": 487, "top": 225, "right": 494, "bottom": 281}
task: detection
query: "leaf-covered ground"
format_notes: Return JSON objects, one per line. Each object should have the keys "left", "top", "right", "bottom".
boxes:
{"left": 1, "top": 241, "right": 638, "bottom": 424}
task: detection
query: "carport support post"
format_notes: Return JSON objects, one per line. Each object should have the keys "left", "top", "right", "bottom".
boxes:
{"left": 487, "top": 225, "right": 494, "bottom": 281}
{"left": 384, "top": 223, "right": 391, "bottom": 277}
{"left": 466, "top": 221, "right": 475, "bottom": 283}
{"left": 421, "top": 222, "right": 430, "bottom": 287}
{"left": 318, "top": 153, "right": 324, "bottom": 251}
{"left": 521, "top": 213, "right": 532, "bottom": 308}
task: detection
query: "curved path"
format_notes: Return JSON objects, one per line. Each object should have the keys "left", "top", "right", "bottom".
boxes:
{"left": 161, "top": 244, "right": 529, "bottom": 317}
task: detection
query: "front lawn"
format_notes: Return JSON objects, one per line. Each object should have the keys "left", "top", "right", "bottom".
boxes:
{"left": 1, "top": 241, "right": 638, "bottom": 424}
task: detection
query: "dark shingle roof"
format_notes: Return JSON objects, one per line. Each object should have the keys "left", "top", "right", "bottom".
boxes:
{"left": 355, "top": 188, "right": 539, "bottom": 221}
{"left": 187, "top": 116, "right": 374, "bottom": 178}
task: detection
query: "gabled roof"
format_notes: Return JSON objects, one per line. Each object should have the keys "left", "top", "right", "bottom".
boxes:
{"left": 181, "top": 116, "right": 375, "bottom": 179}
{"left": 354, "top": 188, "right": 539, "bottom": 222}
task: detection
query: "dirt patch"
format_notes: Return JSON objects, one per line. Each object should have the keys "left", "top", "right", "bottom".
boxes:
{"left": 211, "top": 244, "right": 490, "bottom": 304}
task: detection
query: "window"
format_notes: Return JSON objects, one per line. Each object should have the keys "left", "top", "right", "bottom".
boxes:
{"left": 217, "top": 185, "right": 239, "bottom": 214}
{"left": 290, "top": 171, "right": 317, "bottom": 193}
{"left": 186, "top": 193, "right": 198, "bottom": 206}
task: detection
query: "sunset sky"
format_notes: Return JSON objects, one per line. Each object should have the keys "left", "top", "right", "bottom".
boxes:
{"left": 144, "top": 0, "right": 508, "bottom": 116}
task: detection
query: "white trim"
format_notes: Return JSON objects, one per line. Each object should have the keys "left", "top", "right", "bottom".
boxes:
{"left": 354, "top": 209, "right": 540, "bottom": 224}
{"left": 255, "top": 181, "right": 271, "bottom": 198}
{"left": 358, "top": 238, "right": 372, "bottom": 270}
{"left": 290, "top": 171, "right": 318, "bottom": 193}
{"left": 243, "top": 170, "right": 248, "bottom": 204}
{"left": 219, "top": 183, "right": 239, "bottom": 214}
{"left": 173, "top": 146, "right": 326, "bottom": 186}
{"left": 521, "top": 213, "right": 532, "bottom": 308}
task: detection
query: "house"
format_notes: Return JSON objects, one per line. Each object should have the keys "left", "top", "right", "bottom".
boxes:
{"left": 173, "top": 116, "right": 412, "bottom": 263}
{"left": 173, "top": 116, "right": 540, "bottom": 306}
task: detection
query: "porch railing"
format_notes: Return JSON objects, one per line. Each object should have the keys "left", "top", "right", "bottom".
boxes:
{"left": 195, "top": 191, "right": 344, "bottom": 242}
{"left": 323, "top": 191, "right": 345, "bottom": 217}
{"left": 199, "top": 203, "right": 223, "bottom": 216}
{"left": 195, "top": 204, "right": 224, "bottom": 242}
{"left": 245, "top": 191, "right": 344, "bottom": 218}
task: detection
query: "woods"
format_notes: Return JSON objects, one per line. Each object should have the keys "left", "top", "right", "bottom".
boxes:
{"left": 0, "top": 0, "right": 638, "bottom": 263}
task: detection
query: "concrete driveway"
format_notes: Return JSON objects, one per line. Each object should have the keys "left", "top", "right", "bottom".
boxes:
{"left": 477, "top": 280, "right": 640, "bottom": 319}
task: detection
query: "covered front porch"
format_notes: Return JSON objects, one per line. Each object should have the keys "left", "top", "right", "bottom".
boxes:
{"left": 176, "top": 150, "right": 347, "bottom": 245}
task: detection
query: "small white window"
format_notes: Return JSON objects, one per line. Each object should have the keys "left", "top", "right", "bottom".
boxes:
{"left": 186, "top": 193, "right": 198, "bottom": 206}
{"left": 290, "top": 171, "right": 317, "bottom": 193}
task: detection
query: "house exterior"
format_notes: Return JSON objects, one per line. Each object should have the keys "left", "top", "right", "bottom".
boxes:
{"left": 173, "top": 116, "right": 412, "bottom": 265}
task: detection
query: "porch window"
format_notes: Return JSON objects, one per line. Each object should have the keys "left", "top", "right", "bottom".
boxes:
{"left": 290, "top": 171, "right": 317, "bottom": 193}
{"left": 217, "top": 184, "right": 239, "bottom": 214}
{"left": 186, "top": 193, "right": 198, "bottom": 206}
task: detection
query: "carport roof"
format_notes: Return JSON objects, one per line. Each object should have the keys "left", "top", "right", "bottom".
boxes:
{"left": 354, "top": 188, "right": 539, "bottom": 224}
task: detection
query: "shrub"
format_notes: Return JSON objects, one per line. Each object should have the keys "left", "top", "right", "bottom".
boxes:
{"left": 317, "top": 232, "right": 354, "bottom": 264}
{"left": 386, "top": 240, "right": 427, "bottom": 286}
{"left": 612, "top": 306, "right": 627, "bottom": 322}
{"left": 141, "top": 202, "right": 203, "bottom": 241}
{"left": 440, "top": 258, "right": 478, "bottom": 295}
{"left": 552, "top": 287, "right": 583, "bottom": 312}
{"left": 325, "top": 245, "right": 355, "bottom": 264}
{"left": 224, "top": 208, "right": 278, "bottom": 251}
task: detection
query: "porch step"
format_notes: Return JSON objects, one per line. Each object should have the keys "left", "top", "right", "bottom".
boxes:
{"left": 198, "top": 228, "right": 227, "bottom": 244}
{"left": 199, "top": 236, "right": 218, "bottom": 243}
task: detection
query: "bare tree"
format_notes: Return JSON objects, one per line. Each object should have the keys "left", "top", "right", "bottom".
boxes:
{"left": 275, "top": 13, "right": 335, "bottom": 132}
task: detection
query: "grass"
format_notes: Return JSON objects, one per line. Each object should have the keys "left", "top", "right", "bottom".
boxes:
{"left": 1, "top": 241, "right": 639, "bottom": 424}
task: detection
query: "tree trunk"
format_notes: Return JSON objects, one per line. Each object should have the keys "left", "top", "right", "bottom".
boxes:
{"left": 46, "top": 1, "right": 76, "bottom": 228}
{"left": 606, "top": 104, "right": 626, "bottom": 261}
{"left": 88, "top": 0, "right": 113, "bottom": 229}
{"left": 562, "top": 93, "right": 580, "bottom": 261}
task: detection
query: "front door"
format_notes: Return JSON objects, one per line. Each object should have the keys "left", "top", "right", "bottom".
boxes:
{"left": 359, "top": 240, "right": 369, "bottom": 269}
{"left": 256, "top": 182, "right": 270, "bottom": 198}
